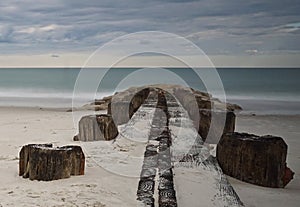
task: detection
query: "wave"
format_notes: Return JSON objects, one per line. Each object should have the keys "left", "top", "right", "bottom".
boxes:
{"left": 0, "top": 88, "right": 114, "bottom": 108}
{"left": 227, "top": 98, "right": 300, "bottom": 115}
{"left": 0, "top": 88, "right": 113, "bottom": 99}
{"left": 1, "top": 88, "right": 299, "bottom": 115}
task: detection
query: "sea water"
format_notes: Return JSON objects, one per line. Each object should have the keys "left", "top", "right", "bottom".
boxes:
{"left": 0, "top": 68, "right": 299, "bottom": 115}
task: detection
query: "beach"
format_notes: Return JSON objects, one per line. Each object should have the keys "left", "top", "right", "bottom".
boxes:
{"left": 1, "top": 0, "right": 300, "bottom": 205}
{"left": 0, "top": 107, "right": 140, "bottom": 207}
{"left": 232, "top": 114, "right": 300, "bottom": 207}
{"left": 0, "top": 106, "right": 299, "bottom": 206}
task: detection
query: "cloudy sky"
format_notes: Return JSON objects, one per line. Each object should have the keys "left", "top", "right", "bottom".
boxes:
{"left": 0, "top": 0, "right": 299, "bottom": 67}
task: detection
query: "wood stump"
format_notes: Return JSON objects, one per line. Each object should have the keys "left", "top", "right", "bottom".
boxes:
{"left": 173, "top": 87, "right": 238, "bottom": 143}
{"left": 107, "top": 101, "right": 132, "bottom": 125}
{"left": 217, "top": 132, "right": 294, "bottom": 188}
{"left": 198, "top": 110, "right": 236, "bottom": 143}
{"left": 108, "top": 88, "right": 150, "bottom": 125}
{"left": 19, "top": 144, "right": 85, "bottom": 181}
{"left": 77, "top": 114, "right": 118, "bottom": 141}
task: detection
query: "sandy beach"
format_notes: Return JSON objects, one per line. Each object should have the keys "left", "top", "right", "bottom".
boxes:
{"left": 232, "top": 114, "right": 300, "bottom": 207}
{"left": 0, "top": 107, "right": 299, "bottom": 206}
{"left": 1, "top": 0, "right": 299, "bottom": 205}
{"left": 0, "top": 107, "right": 140, "bottom": 207}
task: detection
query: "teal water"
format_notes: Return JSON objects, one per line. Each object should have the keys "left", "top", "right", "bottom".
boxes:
{"left": 0, "top": 68, "right": 299, "bottom": 114}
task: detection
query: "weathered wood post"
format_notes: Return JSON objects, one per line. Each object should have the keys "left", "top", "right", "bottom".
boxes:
{"left": 77, "top": 114, "right": 118, "bottom": 141}
{"left": 19, "top": 144, "right": 85, "bottom": 181}
{"left": 173, "top": 87, "right": 240, "bottom": 143}
{"left": 217, "top": 132, "right": 294, "bottom": 188}
{"left": 60, "top": 145, "right": 85, "bottom": 176}
{"left": 108, "top": 87, "right": 150, "bottom": 125}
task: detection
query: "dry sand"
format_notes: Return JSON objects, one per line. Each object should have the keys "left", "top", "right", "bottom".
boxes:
{"left": 0, "top": 107, "right": 299, "bottom": 206}
{"left": 0, "top": 107, "right": 139, "bottom": 207}
{"left": 231, "top": 114, "right": 300, "bottom": 207}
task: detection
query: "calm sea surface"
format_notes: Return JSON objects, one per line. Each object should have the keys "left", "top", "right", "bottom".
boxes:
{"left": 0, "top": 68, "right": 299, "bottom": 114}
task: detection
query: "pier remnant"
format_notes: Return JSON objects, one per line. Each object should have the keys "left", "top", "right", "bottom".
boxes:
{"left": 77, "top": 114, "right": 118, "bottom": 141}
{"left": 217, "top": 132, "right": 294, "bottom": 188}
{"left": 19, "top": 144, "right": 85, "bottom": 181}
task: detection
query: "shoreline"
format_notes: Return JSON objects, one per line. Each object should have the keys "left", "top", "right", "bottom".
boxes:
{"left": 2, "top": 105, "right": 300, "bottom": 116}
{"left": 0, "top": 105, "right": 71, "bottom": 112}
{"left": 2, "top": 94, "right": 300, "bottom": 116}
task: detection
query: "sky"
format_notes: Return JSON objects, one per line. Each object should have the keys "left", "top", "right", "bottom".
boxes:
{"left": 0, "top": 0, "right": 299, "bottom": 67}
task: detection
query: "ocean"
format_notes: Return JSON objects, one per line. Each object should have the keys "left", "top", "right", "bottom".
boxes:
{"left": 0, "top": 68, "right": 299, "bottom": 115}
